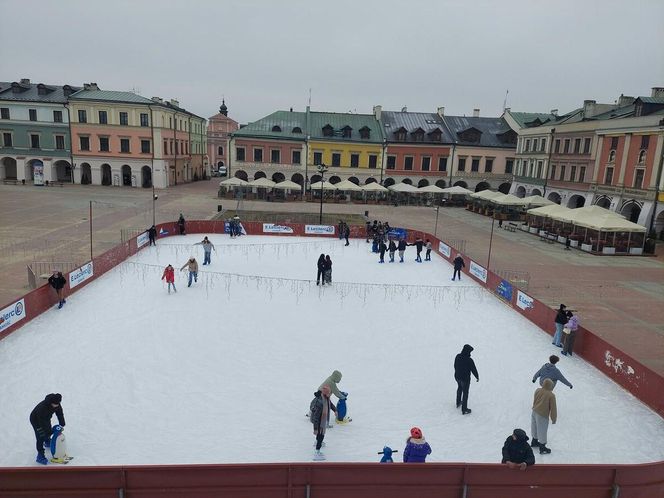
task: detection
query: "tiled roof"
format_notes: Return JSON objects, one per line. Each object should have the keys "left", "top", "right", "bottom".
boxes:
{"left": 0, "top": 81, "right": 81, "bottom": 104}
{"left": 69, "top": 89, "right": 155, "bottom": 105}
{"left": 381, "top": 111, "right": 455, "bottom": 143}
{"left": 232, "top": 111, "right": 308, "bottom": 140}
{"left": 442, "top": 116, "right": 516, "bottom": 148}
{"left": 508, "top": 112, "right": 557, "bottom": 128}
{"left": 590, "top": 104, "right": 635, "bottom": 120}
{"left": 308, "top": 111, "right": 383, "bottom": 143}
{"left": 636, "top": 96, "right": 664, "bottom": 104}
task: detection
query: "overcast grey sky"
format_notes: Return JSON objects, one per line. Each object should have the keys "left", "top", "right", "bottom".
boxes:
{"left": 2, "top": 0, "right": 663, "bottom": 124}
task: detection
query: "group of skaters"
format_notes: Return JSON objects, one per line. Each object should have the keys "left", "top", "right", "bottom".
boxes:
{"left": 552, "top": 303, "right": 580, "bottom": 356}
{"left": 311, "top": 341, "right": 574, "bottom": 466}
{"left": 227, "top": 215, "right": 243, "bottom": 238}
{"left": 161, "top": 236, "right": 216, "bottom": 293}
{"left": 316, "top": 254, "right": 333, "bottom": 285}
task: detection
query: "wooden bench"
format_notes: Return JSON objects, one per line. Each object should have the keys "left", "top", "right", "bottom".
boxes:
{"left": 504, "top": 222, "right": 518, "bottom": 232}
{"left": 3, "top": 179, "right": 19, "bottom": 185}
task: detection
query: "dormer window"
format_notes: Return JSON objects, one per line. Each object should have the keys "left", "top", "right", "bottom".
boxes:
{"left": 271, "top": 125, "right": 282, "bottom": 132}
{"left": 292, "top": 126, "right": 302, "bottom": 134}
{"left": 411, "top": 128, "right": 425, "bottom": 142}
{"left": 497, "top": 129, "right": 517, "bottom": 145}
{"left": 341, "top": 125, "right": 352, "bottom": 139}
{"left": 322, "top": 124, "right": 334, "bottom": 137}
{"left": 638, "top": 150, "right": 647, "bottom": 164}
{"left": 427, "top": 128, "right": 442, "bottom": 142}
{"left": 359, "top": 126, "right": 371, "bottom": 139}
{"left": 457, "top": 127, "right": 482, "bottom": 143}
{"left": 394, "top": 127, "right": 407, "bottom": 141}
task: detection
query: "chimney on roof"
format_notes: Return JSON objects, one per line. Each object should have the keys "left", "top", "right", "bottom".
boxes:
{"left": 20, "top": 78, "right": 30, "bottom": 85}
{"left": 583, "top": 99, "right": 597, "bottom": 117}
{"left": 63, "top": 85, "right": 74, "bottom": 97}
{"left": 401, "top": 106, "right": 407, "bottom": 113}
{"left": 550, "top": 109, "right": 558, "bottom": 116}
{"left": 437, "top": 106, "right": 445, "bottom": 117}
{"left": 151, "top": 97, "right": 163, "bottom": 104}
{"left": 83, "top": 83, "right": 99, "bottom": 91}
{"left": 290, "top": 107, "right": 293, "bottom": 112}
{"left": 651, "top": 87, "right": 664, "bottom": 98}
{"left": 618, "top": 94, "right": 635, "bottom": 106}
{"left": 170, "top": 99, "right": 179, "bottom": 107}
{"left": 504, "top": 107, "right": 511, "bottom": 113}
{"left": 473, "top": 108, "right": 480, "bottom": 117}
{"left": 373, "top": 105, "right": 382, "bottom": 120}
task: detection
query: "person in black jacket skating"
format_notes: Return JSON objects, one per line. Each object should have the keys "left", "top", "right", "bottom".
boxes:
{"left": 452, "top": 255, "right": 465, "bottom": 281}
{"left": 501, "top": 428, "right": 536, "bottom": 470}
{"left": 316, "top": 254, "right": 326, "bottom": 286}
{"left": 344, "top": 224, "right": 350, "bottom": 246}
{"left": 30, "top": 393, "right": 65, "bottom": 465}
{"left": 378, "top": 240, "right": 387, "bottom": 263}
{"left": 410, "top": 237, "right": 424, "bottom": 262}
{"left": 48, "top": 271, "right": 67, "bottom": 309}
{"left": 454, "top": 344, "right": 479, "bottom": 414}
{"left": 148, "top": 225, "right": 157, "bottom": 246}
{"left": 388, "top": 239, "right": 397, "bottom": 262}
{"left": 177, "top": 213, "right": 186, "bottom": 235}
{"left": 397, "top": 238, "right": 408, "bottom": 263}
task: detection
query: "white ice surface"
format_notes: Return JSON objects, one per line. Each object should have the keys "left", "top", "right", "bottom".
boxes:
{"left": 1, "top": 235, "right": 663, "bottom": 467}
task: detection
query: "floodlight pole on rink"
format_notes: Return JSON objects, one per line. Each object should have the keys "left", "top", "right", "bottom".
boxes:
{"left": 487, "top": 215, "right": 496, "bottom": 270}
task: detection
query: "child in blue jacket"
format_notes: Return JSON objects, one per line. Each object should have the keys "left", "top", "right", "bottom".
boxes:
{"left": 403, "top": 427, "right": 432, "bottom": 462}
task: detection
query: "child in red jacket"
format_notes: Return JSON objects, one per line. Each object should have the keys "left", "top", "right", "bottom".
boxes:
{"left": 161, "top": 264, "right": 176, "bottom": 294}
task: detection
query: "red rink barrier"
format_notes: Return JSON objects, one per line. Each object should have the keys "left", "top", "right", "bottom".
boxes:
{"left": 1, "top": 221, "right": 662, "bottom": 497}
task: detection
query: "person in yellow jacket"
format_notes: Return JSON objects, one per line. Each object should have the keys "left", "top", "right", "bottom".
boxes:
{"left": 180, "top": 257, "right": 199, "bottom": 287}
{"left": 531, "top": 378, "right": 557, "bottom": 455}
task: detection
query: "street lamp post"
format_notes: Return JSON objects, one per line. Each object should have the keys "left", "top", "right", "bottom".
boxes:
{"left": 434, "top": 206, "right": 440, "bottom": 238}
{"left": 487, "top": 215, "right": 496, "bottom": 270}
{"left": 317, "top": 163, "right": 328, "bottom": 224}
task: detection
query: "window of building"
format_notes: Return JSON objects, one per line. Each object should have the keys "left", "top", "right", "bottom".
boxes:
{"left": 119, "top": 112, "right": 128, "bottom": 126}
{"left": 271, "top": 125, "right": 282, "bottom": 132}
{"left": 359, "top": 127, "right": 371, "bottom": 139}
{"left": 253, "top": 148, "right": 263, "bottom": 162}
{"left": 550, "top": 164, "right": 556, "bottom": 179}
{"left": 634, "top": 169, "right": 645, "bottom": 189}
{"left": 2, "top": 132, "right": 12, "bottom": 147}
{"left": 458, "top": 157, "right": 466, "bottom": 172}
{"left": 505, "top": 158, "right": 513, "bottom": 174}
{"left": 471, "top": 158, "right": 480, "bottom": 172}
{"left": 610, "top": 136, "right": 619, "bottom": 149}
{"left": 485, "top": 158, "right": 493, "bottom": 173}
{"left": 313, "top": 151, "right": 322, "bottom": 165}
{"left": 79, "top": 136, "right": 90, "bottom": 151}
{"left": 438, "top": 157, "right": 448, "bottom": 171}
{"left": 536, "top": 160, "right": 543, "bottom": 178}
{"left": 78, "top": 110, "right": 87, "bottom": 123}
{"left": 421, "top": 156, "right": 431, "bottom": 171}
{"left": 540, "top": 138, "right": 546, "bottom": 152}
{"left": 350, "top": 153, "right": 360, "bottom": 168}
{"left": 525, "top": 139, "right": 530, "bottom": 152}
{"left": 120, "top": 138, "right": 130, "bottom": 153}
{"left": 141, "top": 140, "right": 151, "bottom": 154}
{"left": 292, "top": 127, "right": 302, "bottom": 134}
{"left": 140, "top": 113, "right": 149, "bottom": 127}
{"left": 236, "top": 147, "right": 245, "bottom": 161}
{"left": 605, "top": 166, "right": 614, "bottom": 184}
{"left": 368, "top": 154, "right": 377, "bottom": 169}
{"left": 53, "top": 110, "right": 63, "bottom": 123}
{"left": 99, "top": 136, "right": 109, "bottom": 152}
{"left": 322, "top": 125, "right": 334, "bottom": 137}
{"left": 404, "top": 156, "right": 413, "bottom": 170}
{"left": 386, "top": 156, "right": 396, "bottom": 170}
{"left": 563, "top": 139, "right": 570, "bottom": 153}
{"left": 394, "top": 128, "right": 407, "bottom": 141}
{"left": 638, "top": 149, "right": 647, "bottom": 163}
{"left": 292, "top": 150, "right": 301, "bottom": 164}
{"left": 0, "top": 108, "right": 9, "bottom": 119}
{"left": 163, "top": 140, "right": 168, "bottom": 154}
{"left": 570, "top": 165, "right": 577, "bottom": 182}
{"left": 579, "top": 166, "right": 586, "bottom": 182}
{"left": 271, "top": 149, "right": 280, "bottom": 163}
{"left": 342, "top": 126, "right": 352, "bottom": 138}
{"left": 29, "top": 109, "right": 37, "bottom": 121}
{"left": 169, "top": 117, "right": 172, "bottom": 129}
{"left": 170, "top": 141, "right": 173, "bottom": 155}
{"left": 609, "top": 150, "right": 616, "bottom": 162}
{"left": 97, "top": 110, "right": 107, "bottom": 124}
{"left": 559, "top": 165, "right": 566, "bottom": 181}
{"left": 217, "top": 146, "right": 223, "bottom": 155}
{"left": 28, "top": 134, "right": 40, "bottom": 148}
{"left": 583, "top": 138, "right": 591, "bottom": 154}
{"left": 554, "top": 139, "right": 560, "bottom": 153}
{"left": 528, "top": 161, "right": 534, "bottom": 177}
{"left": 641, "top": 135, "right": 650, "bottom": 149}
{"left": 331, "top": 153, "right": 341, "bottom": 167}
{"left": 573, "top": 138, "right": 581, "bottom": 154}
{"left": 533, "top": 138, "right": 539, "bottom": 152}
{"left": 175, "top": 141, "right": 179, "bottom": 155}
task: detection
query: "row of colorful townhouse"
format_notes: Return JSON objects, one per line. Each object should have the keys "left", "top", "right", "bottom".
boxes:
{"left": 228, "top": 105, "right": 518, "bottom": 195}
{"left": 0, "top": 79, "right": 208, "bottom": 188}
{"left": 508, "top": 87, "right": 664, "bottom": 233}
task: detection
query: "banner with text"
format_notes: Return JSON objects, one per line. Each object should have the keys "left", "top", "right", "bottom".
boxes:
{"left": 469, "top": 260, "right": 487, "bottom": 283}
{"left": 516, "top": 290, "right": 535, "bottom": 311}
{"left": 137, "top": 232, "right": 150, "bottom": 248}
{"left": 263, "top": 223, "right": 294, "bottom": 234}
{"left": 0, "top": 299, "right": 25, "bottom": 333}
{"left": 305, "top": 225, "right": 335, "bottom": 235}
{"left": 437, "top": 241, "right": 451, "bottom": 258}
{"left": 495, "top": 279, "right": 514, "bottom": 302}
{"left": 69, "top": 262, "right": 94, "bottom": 289}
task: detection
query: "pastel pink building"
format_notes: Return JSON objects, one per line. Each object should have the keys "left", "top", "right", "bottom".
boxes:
{"left": 208, "top": 100, "right": 238, "bottom": 174}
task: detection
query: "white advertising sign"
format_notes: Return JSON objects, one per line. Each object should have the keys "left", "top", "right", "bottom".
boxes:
{"left": 137, "top": 232, "right": 150, "bottom": 248}
{"left": 305, "top": 225, "right": 335, "bottom": 235}
{"left": 438, "top": 242, "right": 451, "bottom": 258}
{"left": 263, "top": 223, "right": 294, "bottom": 234}
{"left": 69, "top": 262, "right": 94, "bottom": 289}
{"left": 516, "top": 290, "right": 535, "bottom": 311}
{"left": 469, "top": 260, "right": 487, "bottom": 283}
{"left": 0, "top": 299, "right": 25, "bottom": 333}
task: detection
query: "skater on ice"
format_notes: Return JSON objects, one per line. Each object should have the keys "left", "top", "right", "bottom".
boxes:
{"left": 501, "top": 428, "right": 535, "bottom": 470}
{"left": 454, "top": 344, "right": 479, "bottom": 415}
{"left": 48, "top": 270, "right": 67, "bottom": 309}
{"left": 161, "top": 264, "right": 177, "bottom": 293}
{"left": 425, "top": 239, "right": 432, "bottom": 261}
{"left": 531, "top": 378, "right": 557, "bottom": 455}
{"left": 147, "top": 225, "right": 157, "bottom": 246}
{"left": 180, "top": 257, "right": 199, "bottom": 287}
{"left": 397, "top": 238, "right": 407, "bottom": 263}
{"left": 552, "top": 304, "right": 567, "bottom": 347}
{"left": 402, "top": 427, "right": 432, "bottom": 463}
{"left": 316, "top": 254, "right": 326, "bottom": 286}
{"left": 194, "top": 236, "right": 216, "bottom": 265}
{"left": 561, "top": 310, "right": 579, "bottom": 357}
{"left": 343, "top": 223, "right": 350, "bottom": 246}
{"left": 378, "top": 239, "right": 387, "bottom": 263}
{"left": 177, "top": 213, "right": 186, "bottom": 235}
{"left": 319, "top": 370, "right": 346, "bottom": 402}
{"left": 452, "top": 254, "right": 465, "bottom": 281}
{"left": 532, "top": 355, "right": 573, "bottom": 389}
{"left": 388, "top": 239, "right": 397, "bottom": 263}
{"left": 29, "top": 393, "right": 65, "bottom": 465}
{"left": 410, "top": 236, "right": 424, "bottom": 263}
{"left": 310, "top": 385, "right": 337, "bottom": 460}
{"left": 324, "top": 255, "right": 333, "bottom": 285}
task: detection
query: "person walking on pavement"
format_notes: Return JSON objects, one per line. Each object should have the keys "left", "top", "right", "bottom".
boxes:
{"left": 530, "top": 378, "right": 557, "bottom": 455}
{"left": 454, "top": 344, "right": 479, "bottom": 415}
{"left": 562, "top": 310, "right": 580, "bottom": 356}
{"left": 316, "top": 254, "right": 326, "bottom": 286}
{"left": 194, "top": 236, "right": 216, "bottom": 265}
{"left": 552, "top": 304, "right": 567, "bottom": 347}
{"left": 180, "top": 257, "right": 199, "bottom": 287}
{"left": 532, "top": 355, "right": 573, "bottom": 389}
{"left": 452, "top": 254, "right": 465, "bottom": 281}
{"left": 48, "top": 271, "right": 67, "bottom": 309}
{"left": 30, "top": 393, "right": 65, "bottom": 465}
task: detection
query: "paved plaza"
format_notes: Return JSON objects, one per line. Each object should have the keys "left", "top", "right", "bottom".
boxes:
{"left": 1, "top": 181, "right": 663, "bottom": 375}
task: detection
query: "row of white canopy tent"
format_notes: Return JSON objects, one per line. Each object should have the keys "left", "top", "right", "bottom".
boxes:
{"left": 219, "top": 177, "right": 301, "bottom": 190}
{"left": 526, "top": 204, "right": 645, "bottom": 233}
{"left": 469, "top": 190, "right": 555, "bottom": 208}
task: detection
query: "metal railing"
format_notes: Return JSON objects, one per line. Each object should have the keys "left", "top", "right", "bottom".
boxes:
{"left": 27, "top": 261, "right": 78, "bottom": 289}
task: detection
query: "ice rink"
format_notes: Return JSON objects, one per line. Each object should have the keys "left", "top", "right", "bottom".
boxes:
{"left": 1, "top": 234, "right": 663, "bottom": 466}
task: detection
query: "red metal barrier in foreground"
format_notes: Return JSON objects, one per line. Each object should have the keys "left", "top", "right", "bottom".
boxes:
{"left": 1, "top": 221, "right": 663, "bottom": 497}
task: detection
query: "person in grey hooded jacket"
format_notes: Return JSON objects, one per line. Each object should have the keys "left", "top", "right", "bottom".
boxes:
{"left": 319, "top": 370, "right": 346, "bottom": 400}
{"left": 532, "top": 355, "right": 573, "bottom": 389}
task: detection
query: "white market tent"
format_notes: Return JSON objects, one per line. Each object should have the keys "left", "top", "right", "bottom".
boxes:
{"left": 388, "top": 182, "right": 421, "bottom": 193}
{"left": 418, "top": 184, "right": 446, "bottom": 194}
{"left": 522, "top": 195, "right": 554, "bottom": 207}
{"left": 574, "top": 212, "right": 644, "bottom": 231}
{"left": 309, "top": 181, "right": 337, "bottom": 191}
{"left": 440, "top": 185, "right": 473, "bottom": 195}
{"left": 549, "top": 205, "right": 626, "bottom": 223}
{"left": 333, "top": 179, "right": 363, "bottom": 191}
{"left": 491, "top": 194, "right": 530, "bottom": 206}
{"left": 470, "top": 190, "right": 505, "bottom": 201}
{"left": 526, "top": 204, "right": 573, "bottom": 217}
{"left": 361, "top": 182, "right": 389, "bottom": 192}
{"left": 219, "top": 177, "right": 249, "bottom": 187}
{"left": 273, "top": 180, "right": 302, "bottom": 190}
{"left": 248, "top": 177, "right": 276, "bottom": 188}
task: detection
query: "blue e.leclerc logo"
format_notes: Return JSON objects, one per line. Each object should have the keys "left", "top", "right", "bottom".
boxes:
{"left": 14, "top": 302, "right": 24, "bottom": 316}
